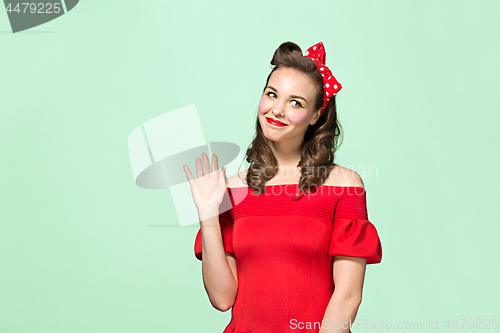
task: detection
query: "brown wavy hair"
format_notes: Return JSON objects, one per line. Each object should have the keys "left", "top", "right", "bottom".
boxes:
{"left": 240, "top": 41, "right": 344, "bottom": 198}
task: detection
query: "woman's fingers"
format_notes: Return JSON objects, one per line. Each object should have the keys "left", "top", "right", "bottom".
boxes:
{"left": 195, "top": 157, "right": 203, "bottom": 179}
{"left": 211, "top": 154, "right": 218, "bottom": 175}
{"left": 219, "top": 167, "right": 226, "bottom": 186}
{"left": 183, "top": 164, "right": 195, "bottom": 182}
{"left": 191, "top": 153, "right": 221, "bottom": 181}
{"left": 202, "top": 153, "right": 210, "bottom": 177}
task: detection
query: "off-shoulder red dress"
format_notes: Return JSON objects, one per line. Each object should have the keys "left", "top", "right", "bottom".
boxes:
{"left": 194, "top": 184, "right": 382, "bottom": 333}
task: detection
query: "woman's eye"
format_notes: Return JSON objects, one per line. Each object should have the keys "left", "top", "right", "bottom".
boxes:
{"left": 265, "top": 92, "right": 303, "bottom": 108}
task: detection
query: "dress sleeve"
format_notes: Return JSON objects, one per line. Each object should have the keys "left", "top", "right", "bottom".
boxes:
{"left": 328, "top": 187, "right": 382, "bottom": 264}
{"left": 194, "top": 209, "right": 234, "bottom": 261}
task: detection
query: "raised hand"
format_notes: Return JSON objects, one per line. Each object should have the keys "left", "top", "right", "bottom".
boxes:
{"left": 182, "top": 153, "right": 227, "bottom": 219}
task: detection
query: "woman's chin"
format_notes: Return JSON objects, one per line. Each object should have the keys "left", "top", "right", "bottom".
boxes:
{"left": 262, "top": 131, "right": 284, "bottom": 142}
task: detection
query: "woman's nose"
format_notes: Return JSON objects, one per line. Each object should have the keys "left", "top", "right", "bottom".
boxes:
{"left": 272, "top": 102, "right": 286, "bottom": 117}
{"left": 272, "top": 108, "right": 284, "bottom": 117}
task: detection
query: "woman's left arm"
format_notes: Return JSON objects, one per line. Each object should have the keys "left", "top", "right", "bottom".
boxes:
{"left": 319, "top": 256, "right": 367, "bottom": 333}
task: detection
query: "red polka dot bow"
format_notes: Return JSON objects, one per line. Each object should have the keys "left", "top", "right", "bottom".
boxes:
{"left": 304, "top": 42, "right": 342, "bottom": 115}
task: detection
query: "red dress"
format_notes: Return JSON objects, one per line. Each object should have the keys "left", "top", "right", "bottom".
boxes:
{"left": 194, "top": 184, "right": 382, "bottom": 333}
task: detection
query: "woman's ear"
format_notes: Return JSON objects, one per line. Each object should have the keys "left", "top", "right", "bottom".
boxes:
{"left": 309, "top": 109, "right": 322, "bottom": 125}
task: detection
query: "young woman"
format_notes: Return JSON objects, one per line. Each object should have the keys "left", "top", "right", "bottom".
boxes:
{"left": 183, "top": 41, "right": 382, "bottom": 333}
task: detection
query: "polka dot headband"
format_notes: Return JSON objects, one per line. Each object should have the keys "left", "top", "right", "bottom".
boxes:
{"left": 304, "top": 42, "right": 342, "bottom": 116}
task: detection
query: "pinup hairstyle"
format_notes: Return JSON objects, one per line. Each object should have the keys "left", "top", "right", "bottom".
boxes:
{"left": 241, "top": 41, "right": 344, "bottom": 197}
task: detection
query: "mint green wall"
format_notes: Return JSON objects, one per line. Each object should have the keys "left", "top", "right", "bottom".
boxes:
{"left": 1, "top": 1, "right": 499, "bottom": 332}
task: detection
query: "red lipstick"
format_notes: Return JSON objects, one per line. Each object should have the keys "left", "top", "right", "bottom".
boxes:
{"left": 266, "top": 117, "right": 289, "bottom": 127}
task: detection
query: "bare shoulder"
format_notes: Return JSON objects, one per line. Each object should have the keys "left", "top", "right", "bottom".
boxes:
{"left": 323, "top": 164, "right": 365, "bottom": 188}
{"left": 225, "top": 168, "right": 249, "bottom": 188}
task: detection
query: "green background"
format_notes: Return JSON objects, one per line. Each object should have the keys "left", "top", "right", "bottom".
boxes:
{"left": 1, "top": 0, "right": 499, "bottom": 332}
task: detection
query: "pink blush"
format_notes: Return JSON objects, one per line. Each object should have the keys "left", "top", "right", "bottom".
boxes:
{"left": 258, "top": 98, "right": 271, "bottom": 115}
{"left": 287, "top": 112, "right": 308, "bottom": 125}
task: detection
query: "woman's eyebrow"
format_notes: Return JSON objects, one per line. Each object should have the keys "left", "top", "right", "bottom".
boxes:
{"left": 266, "top": 85, "right": 308, "bottom": 103}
